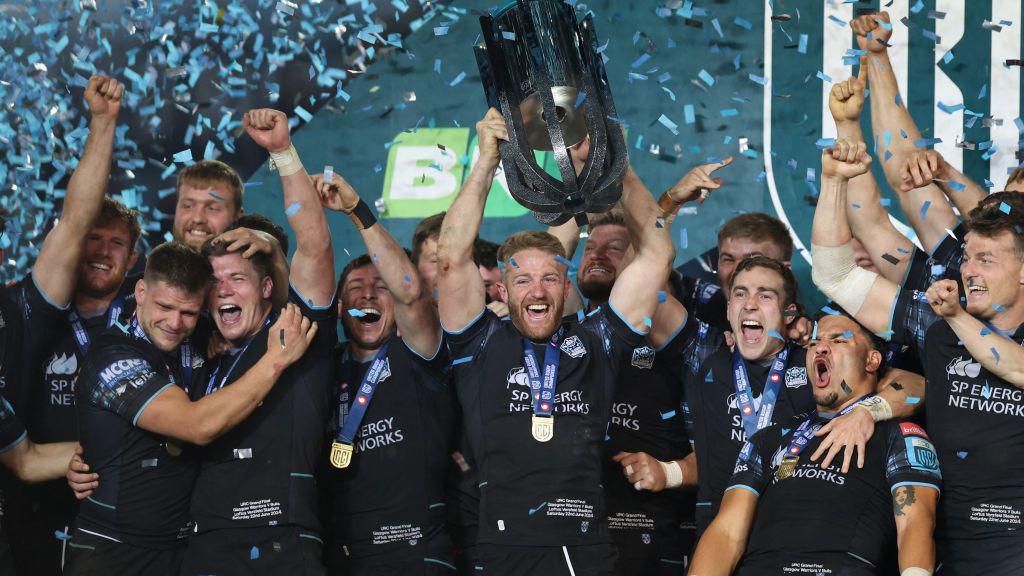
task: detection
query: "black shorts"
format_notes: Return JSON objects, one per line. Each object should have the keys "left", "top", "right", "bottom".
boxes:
{"left": 328, "top": 554, "right": 458, "bottom": 576}
{"left": 0, "top": 531, "right": 15, "bottom": 576}
{"left": 180, "top": 525, "right": 326, "bottom": 576}
{"left": 62, "top": 529, "right": 184, "bottom": 576}
{"left": 612, "top": 529, "right": 691, "bottom": 576}
{"left": 474, "top": 543, "right": 618, "bottom": 576}
{"left": 937, "top": 536, "right": 1024, "bottom": 575}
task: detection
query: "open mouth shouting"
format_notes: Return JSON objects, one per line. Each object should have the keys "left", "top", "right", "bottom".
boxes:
{"left": 966, "top": 280, "right": 988, "bottom": 304}
{"left": 525, "top": 302, "right": 551, "bottom": 322}
{"left": 583, "top": 264, "right": 613, "bottom": 280}
{"left": 218, "top": 304, "right": 243, "bottom": 327}
{"left": 355, "top": 307, "right": 382, "bottom": 325}
{"left": 813, "top": 356, "right": 831, "bottom": 389}
{"left": 740, "top": 319, "right": 764, "bottom": 345}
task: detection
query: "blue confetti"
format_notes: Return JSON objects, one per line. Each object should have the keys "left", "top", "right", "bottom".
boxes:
{"left": 767, "top": 329, "right": 785, "bottom": 341}
{"left": 643, "top": 316, "right": 652, "bottom": 328}
{"left": 529, "top": 502, "right": 548, "bottom": 515}
{"left": 660, "top": 410, "right": 677, "bottom": 420}
{"left": 657, "top": 291, "right": 667, "bottom": 304}
{"left": 631, "top": 53, "right": 651, "bottom": 69}
{"left": 173, "top": 149, "right": 193, "bottom": 163}
{"left": 250, "top": 546, "right": 260, "bottom": 560}
{"left": 658, "top": 114, "right": 679, "bottom": 136}
{"left": 956, "top": 451, "right": 968, "bottom": 459}
{"left": 348, "top": 309, "right": 366, "bottom": 317}
{"left": 920, "top": 201, "right": 931, "bottom": 220}
{"left": 509, "top": 257, "right": 519, "bottom": 269}
{"left": 285, "top": 202, "right": 301, "bottom": 217}
{"left": 1000, "top": 202, "right": 1012, "bottom": 214}
{"left": 449, "top": 71, "right": 466, "bottom": 87}
{"left": 992, "top": 348, "right": 1000, "bottom": 364}
{"left": 502, "top": 30, "right": 516, "bottom": 41}
{"left": 679, "top": 228, "right": 688, "bottom": 249}
{"left": 937, "top": 101, "right": 964, "bottom": 114}
{"left": 452, "top": 356, "right": 473, "bottom": 366}
{"left": 697, "top": 69, "right": 715, "bottom": 86}
{"left": 798, "top": 34, "right": 808, "bottom": 54}
{"left": 816, "top": 70, "right": 833, "bottom": 83}
{"left": 748, "top": 73, "right": 768, "bottom": 86}
{"left": 720, "top": 108, "right": 739, "bottom": 117}
{"left": 683, "top": 104, "right": 696, "bottom": 125}
{"left": 554, "top": 255, "right": 575, "bottom": 270}
{"left": 906, "top": 397, "right": 921, "bottom": 405}
{"left": 734, "top": 16, "right": 753, "bottom": 30}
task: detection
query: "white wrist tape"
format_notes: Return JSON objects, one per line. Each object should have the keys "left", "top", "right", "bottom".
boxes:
{"left": 901, "top": 568, "right": 932, "bottom": 576}
{"left": 857, "top": 396, "right": 894, "bottom": 422}
{"left": 811, "top": 242, "right": 878, "bottom": 317}
{"left": 660, "top": 460, "right": 683, "bottom": 489}
{"left": 269, "top": 144, "right": 303, "bottom": 177}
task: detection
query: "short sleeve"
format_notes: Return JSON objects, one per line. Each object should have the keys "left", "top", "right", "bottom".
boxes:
{"left": 588, "top": 303, "right": 647, "bottom": 362}
{"left": 726, "top": 431, "right": 770, "bottom": 497}
{"left": 444, "top": 308, "right": 499, "bottom": 361}
{"left": 884, "top": 421, "right": 942, "bottom": 494}
{"left": 289, "top": 283, "right": 339, "bottom": 354}
{"left": 403, "top": 331, "right": 451, "bottom": 376}
{"left": 888, "top": 288, "right": 939, "bottom": 358}
{"left": 87, "top": 348, "right": 174, "bottom": 425}
{"left": 0, "top": 395, "right": 26, "bottom": 454}
{"left": 902, "top": 226, "right": 965, "bottom": 294}
{"left": 666, "top": 313, "right": 725, "bottom": 382}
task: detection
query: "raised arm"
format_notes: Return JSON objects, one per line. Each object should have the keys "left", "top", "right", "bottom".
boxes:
{"left": 315, "top": 171, "right": 440, "bottom": 358}
{"left": 893, "top": 484, "right": 939, "bottom": 573}
{"left": 687, "top": 487, "right": 758, "bottom": 576}
{"left": 655, "top": 157, "right": 733, "bottom": 228}
{"left": 33, "top": 75, "right": 123, "bottom": 307}
{"left": 607, "top": 167, "right": 675, "bottom": 335}
{"left": 830, "top": 66, "right": 915, "bottom": 282}
{"left": 898, "top": 149, "right": 987, "bottom": 220}
{"left": 137, "top": 305, "right": 316, "bottom": 445}
{"left": 855, "top": 12, "right": 957, "bottom": 252}
{"left": 0, "top": 438, "right": 77, "bottom": 483}
{"left": 244, "top": 109, "right": 334, "bottom": 307}
{"left": 811, "top": 140, "right": 899, "bottom": 335}
{"left": 437, "top": 109, "right": 505, "bottom": 332}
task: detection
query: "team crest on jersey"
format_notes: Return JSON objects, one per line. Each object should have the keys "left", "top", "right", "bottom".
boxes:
{"left": 784, "top": 367, "right": 807, "bottom": 389}
{"left": 631, "top": 346, "right": 655, "bottom": 370}
{"left": 560, "top": 336, "right": 587, "bottom": 358}
{"left": 378, "top": 359, "right": 392, "bottom": 382}
{"left": 191, "top": 355, "right": 205, "bottom": 369}
{"left": 699, "top": 282, "right": 720, "bottom": 303}
{"left": 641, "top": 533, "right": 651, "bottom": 545}
{"left": 580, "top": 521, "right": 589, "bottom": 533}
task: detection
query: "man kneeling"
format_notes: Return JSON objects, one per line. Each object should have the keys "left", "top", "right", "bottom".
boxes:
{"left": 688, "top": 312, "right": 940, "bottom": 576}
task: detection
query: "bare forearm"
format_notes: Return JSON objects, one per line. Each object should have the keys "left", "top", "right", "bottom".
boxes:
{"left": 898, "top": 522, "right": 935, "bottom": 573}
{"left": 359, "top": 224, "right": 422, "bottom": 305}
{"left": 946, "top": 312, "right": 1024, "bottom": 387}
{"left": 688, "top": 524, "right": 744, "bottom": 576}
{"left": 876, "top": 369, "right": 926, "bottom": 417}
{"left": 282, "top": 170, "right": 332, "bottom": 262}
{"left": 673, "top": 452, "right": 698, "bottom": 489}
{"left": 812, "top": 176, "right": 853, "bottom": 246}
{"left": 439, "top": 163, "right": 495, "bottom": 262}
{"left": 548, "top": 218, "right": 581, "bottom": 259}
{"left": 17, "top": 441, "right": 77, "bottom": 483}
{"left": 620, "top": 168, "right": 674, "bottom": 263}
{"left": 193, "top": 356, "right": 284, "bottom": 444}
{"left": 937, "top": 164, "right": 986, "bottom": 219}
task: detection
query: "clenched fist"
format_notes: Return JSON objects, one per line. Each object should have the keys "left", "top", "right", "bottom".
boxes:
{"left": 821, "top": 139, "right": 872, "bottom": 180}
{"left": 85, "top": 75, "right": 123, "bottom": 120}
{"left": 926, "top": 279, "right": 963, "bottom": 318}
{"left": 244, "top": 109, "right": 291, "bottom": 153}
{"left": 851, "top": 11, "right": 892, "bottom": 53}
{"left": 828, "top": 65, "right": 867, "bottom": 124}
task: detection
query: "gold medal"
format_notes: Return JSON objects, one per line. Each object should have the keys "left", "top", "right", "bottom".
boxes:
{"left": 776, "top": 457, "right": 797, "bottom": 481}
{"left": 165, "top": 439, "right": 183, "bottom": 457}
{"left": 330, "top": 441, "right": 354, "bottom": 468}
{"left": 532, "top": 414, "right": 554, "bottom": 442}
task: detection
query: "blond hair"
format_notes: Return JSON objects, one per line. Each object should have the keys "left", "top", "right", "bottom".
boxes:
{"left": 498, "top": 231, "right": 567, "bottom": 266}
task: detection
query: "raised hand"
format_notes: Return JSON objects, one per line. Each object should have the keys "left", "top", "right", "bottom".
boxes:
{"left": 828, "top": 64, "right": 867, "bottom": 125}
{"left": 851, "top": 11, "right": 892, "bottom": 53}
{"left": 84, "top": 75, "right": 123, "bottom": 121}
{"left": 243, "top": 108, "right": 291, "bottom": 153}
{"left": 311, "top": 171, "right": 360, "bottom": 213}
{"left": 664, "top": 157, "right": 733, "bottom": 206}
{"left": 898, "top": 149, "right": 949, "bottom": 192}
{"left": 926, "top": 279, "right": 963, "bottom": 318}
{"left": 475, "top": 108, "right": 510, "bottom": 168}
{"left": 266, "top": 303, "right": 318, "bottom": 368}
{"left": 822, "top": 139, "right": 872, "bottom": 180}
{"left": 212, "top": 227, "right": 281, "bottom": 260}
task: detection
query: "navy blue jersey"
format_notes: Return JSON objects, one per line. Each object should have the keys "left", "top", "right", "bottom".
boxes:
{"left": 321, "top": 335, "right": 456, "bottom": 561}
{"left": 446, "top": 305, "right": 645, "bottom": 547}
{"left": 678, "top": 275, "right": 728, "bottom": 333}
{"left": 728, "top": 416, "right": 941, "bottom": 575}
{"left": 74, "top": 323, "right": 199, "bottom": 548}
{"left": 0, "top": 395, "right": 25, "bottom": 458}
{"left": 188, "top": 286, "right": 337, "bottom": 535}
{"left": 902, "top": 221, "right": 966, "bottom": 293}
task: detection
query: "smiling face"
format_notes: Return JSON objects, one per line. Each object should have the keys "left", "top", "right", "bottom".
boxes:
{"left": 78, "top": 223, "right": 138, "bottom": 299}
{"left": 172, "top": 182, "right": 239, "bottom": 249}
{"left": 499, "top": 248, "right": 571, "bottom": 341}
{"left": 339, "top": 264, "right": 396, "bottom": 351}
{"left": 718, "top": 236, "right": 788, "bottom": 288}
{"left": 727, "top": 265, "right": 796, "bottom": 361}
{"left": 960, "top": 230, "right": 1024, "bottom": 319}
{"left": 479, "top": 264, "right": 504, "bottom": 304}
{"left": 135, "top": 279, "right": 204, "bottom": 353}
{"left": 207, "top": 252, "right": 273, "bottom": 347}
{"left": 578, "top": 224, "right": 629, "bottom": 303}
{"left": 806, "top": 314, "right": 881, "bottom": 410}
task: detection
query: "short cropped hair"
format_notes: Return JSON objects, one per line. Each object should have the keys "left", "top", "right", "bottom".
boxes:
{"left": 201, "top": 236, "right": 274, "bottom": 282}
{"left": 95, "top": 197, "right": 142, "bottom": 248}
{"left": 144, "top": 241, "right": 214, "bottom": 295}
{"left": 812, "top": 306, "right": 887, "bottom": 371}
{"left": 728, "top": 255, "right": 798, "bottom": 307}
{"left": 412, "top": 212, "right": 445, "bottom": 266}
{"left": 498, "top": 231, "right": 567, "bottom": 267}
{"left": 177, "top": 160, "right": 244, "bottom": 210}
{"left": 966, "top": 192, "right": 1024, "bottom": 256}
{"left": 1007, "top": 167, "right": 1024, "bottom": 188}
{"left": 718, "top": 213, "right": 794, "bottom": 261}
{"left": 338, "top": 253, "right": 374, "bottom": 291}
{"left": 474, "top": 238, "right": 500, "bottom": 269}
{"left": 588, "top": 209, "right": 626, "bottom": 231}
{"left": 228, "top": 213, "right": 289, "bottom": 255}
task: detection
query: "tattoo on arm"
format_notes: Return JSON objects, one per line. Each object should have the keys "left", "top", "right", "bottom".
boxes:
{"left": 890, "top": 382, "right": 904, "bottom": 391}
{"left": 893, "top": 485, "right": 917, "bottom": 517}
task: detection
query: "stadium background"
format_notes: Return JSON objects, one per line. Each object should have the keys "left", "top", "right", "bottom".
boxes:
{"left": 3, "top": 0, "right": 1023, "bottom": 312}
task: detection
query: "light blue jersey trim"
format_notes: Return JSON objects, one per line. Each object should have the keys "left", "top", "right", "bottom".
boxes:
{"left": 847, "top": 552, "right": 876, "bottom": 567}
{"left": 406, "top": 333, "right": 443, "bottom": 362}
{"left": 441, "top": 307, "right": 486, "bottom": 335}
{"left": 132, "top": 383, "right": 175, "bottom": 426}
{"left": 724, "top": 484, "right": 760, "bottom": 497}
{"left": 298, "top": 532, "right": 323, "bottom": 544}
{"left": 0, "top": 431, "right": 26, "bottom": 454}
{"left": 86, "top": 496, "right": 116, "bottom": 510}
{"left": 291, "top": 282, "right": 337, "bottom": 311}
{"left": 890, "top": 481, "right": 940, "bottom": 494}
{"left": 32, "top": 274, "right": 71, "bottom": 311}
{"left": 424, "top": 558, "right": 457, "bottom": 570}
{"left": 655, "top": 312, "right": 688, "bottom": 351}
{"left": 608, "top": 299, "right": 648, "bottom": 336}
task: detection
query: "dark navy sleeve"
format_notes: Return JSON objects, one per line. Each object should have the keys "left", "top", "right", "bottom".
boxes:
{"left": 902, "top": 223, "right": 965, "bottom": 293}
{"left": 403, "top": 331, "right": 451, "bottom": 380}
{"left": 726, "top": 429, "right": 771, "bottom": 497}
{"left": 444, "top": 308, "right": 501, "bottom": 365}
{"left": 0, "top": 394, "right": 26, "bottom": 454}
{"left": 586, "top": 303, "right": 647, "bottom": 365}
{"left": 85, "top": 345, "right": 175, "bottom": 426}
{"left": 884, "top": 420, "right": 942, "bottom": 494}
{"left": 888, "top": 288, "right": 940, "bottom": 358}
{"left": 671, "top": 313, "right": 725, "bottom": 381}
{"left": 289, "top": 283, "right": 339, "bottom": 355}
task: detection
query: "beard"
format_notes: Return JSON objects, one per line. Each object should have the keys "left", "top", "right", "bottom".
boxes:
{"left": 577, "top": 275, "right": 613, "bottom": 303}
{"left": 509, "top": 300, "right": 565, "bottom": 341}
{"left": 77, "top": 269, "right": 123, "bottom": 299}
{"left": 814, "top": 389, "right": 840, "bottom": 410}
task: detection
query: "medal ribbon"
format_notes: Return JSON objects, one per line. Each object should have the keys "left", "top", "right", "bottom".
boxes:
{"left": 68, "top": 294, "right": 127, "bottom": 356}
{"left": 205, "top": 315, "right": 275, "bottom": 396}
{"left": 333, "top": 343, "right": 391, "bottom": 447}
{"left": 129, "top": 314, "right": 194, "bottom": 393}
{"left": 783, "top": 393, "right": 875, "bottom": 460}
{"left": 521, "top": 327, "right": 563, "bottom": 419}
{"left": 731, "top": 345, "right": 790, "bottom": 439}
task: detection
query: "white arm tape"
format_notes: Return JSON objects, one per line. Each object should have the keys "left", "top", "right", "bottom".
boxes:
{"left": 857, "top": 396, "right": 894, "bottom": 422}
{"left": 660, "top": 460, "right": 683, "bottom": 489}
{"left": 269, "top": 144, "right": 304, "bottom": 177}
{"left": 811, "top": 242, "right": 878, "bottom": 316}
{"left": 901, "top": 568, "right": 932, "bottom": 576}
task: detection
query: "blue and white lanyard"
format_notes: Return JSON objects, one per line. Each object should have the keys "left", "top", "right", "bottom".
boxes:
{"left": 334, "top": 343, "right": 391, "bottom": 446}
{"left": 784, "top": 393, "right": 875, "bottom": 459}
{"left": 68, "top": 295, "right": 126, "bottom": 355}
{"left": 522, "top": 327, "right": 564, "bottom": 418}
{"left": 732, "top": 346, "right": 790, "bottom": 439}
{"left": 205, "top": 315, "right": 274, "bottom": 396}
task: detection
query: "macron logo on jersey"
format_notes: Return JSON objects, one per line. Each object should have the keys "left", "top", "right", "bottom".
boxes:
{"left": 46, "top": 353, "right": 78, "bottom": 376}
{"left": 947, "top": 356, "right": 981, "bottom": 379}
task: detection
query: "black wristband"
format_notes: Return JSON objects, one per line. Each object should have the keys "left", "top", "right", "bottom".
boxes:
{"left": 349, "top": 199, "right": 378, "bottom": 230}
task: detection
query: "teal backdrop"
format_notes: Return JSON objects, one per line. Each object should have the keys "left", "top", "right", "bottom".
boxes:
{"left": 244, "top": 0, "right": 1024, "bottom": 311}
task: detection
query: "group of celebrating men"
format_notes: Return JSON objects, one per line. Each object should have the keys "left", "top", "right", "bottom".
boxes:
{"left": 0, "top": 11, "right": 1021, "bottom": 576}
